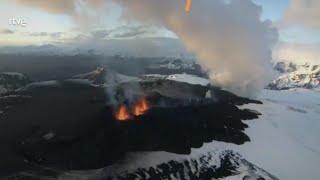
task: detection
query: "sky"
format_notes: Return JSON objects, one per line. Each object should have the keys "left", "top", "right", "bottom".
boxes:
{"left": 254, "top": 0, "right": 320, "bottom": 44}
{"left": 253, "top": 0, "right": 289, "bottom": 21}
{"left": 0, "top": 0, "right": 319, "bottom": 63}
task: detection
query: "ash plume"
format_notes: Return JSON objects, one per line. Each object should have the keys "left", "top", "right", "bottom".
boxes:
{"left": 16, "top": 0, "right": 278, "bottom": 97}
{"left": 116, "top": 0, "right": 278, "bottom": 97}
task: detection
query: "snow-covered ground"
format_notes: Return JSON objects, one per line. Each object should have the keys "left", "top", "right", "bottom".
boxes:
{"left": 59, "top": 80, "right": 320, "bottom": 179}
{"left": 124, "top": 88, "right": 320, "bottom": 180}
{"left": 108, "top": 78, "right": 319, "bottom": 179}
{"left": 235, "top": 89, "right": 320, "bottom": 180}
{"left": 106, "top": 75, "right": 320, "bottom": 179}
{"left": 143, "top": 73, "right": 210, "bottom": 86}
{"left": 4, "top": 71, "right": 319, "bottom": 179}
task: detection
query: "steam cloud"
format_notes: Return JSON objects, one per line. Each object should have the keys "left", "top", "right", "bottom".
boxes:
{"left": 116, "top": 0, "right": 278, "bottom": 97}
{"left": 274, "top": 42, "right": 320, "bottom": 65}
{"left": 16, "top": 0, "right": 278, "bottom": 97}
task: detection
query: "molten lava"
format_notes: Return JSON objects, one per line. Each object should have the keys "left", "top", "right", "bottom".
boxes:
{"left": 133, "top": 97, "right": 150, "bottom": 116}
{"left": 114, "top": 97, "right": 151, "bottom": 121}
{"left": 185, "top": 0, "right": 192, "bottom": 14}
{"left": 115, "top": 105, "right": 131, "bottom": 121}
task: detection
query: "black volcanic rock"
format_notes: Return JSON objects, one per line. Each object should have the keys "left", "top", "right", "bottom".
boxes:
{"left": 0, "top": 78, "right": 262, "bottom": 177}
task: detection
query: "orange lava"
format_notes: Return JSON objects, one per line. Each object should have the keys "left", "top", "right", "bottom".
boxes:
{"left": 185, "top": 0, "right": 192, "bottom": 14}
{"left": 133, "top": 97, "right": 150, "bottom": 116}
{"left": 114, "top": 97, "right": 151, "bottom": 121}
{"left": 115, "top": 105, "right": 131, "bottom": 121}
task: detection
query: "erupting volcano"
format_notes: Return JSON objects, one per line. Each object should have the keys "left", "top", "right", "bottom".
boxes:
{"left": 115, "top": 105, "right": 131, "bottom": 121}
{"left": 114, "top": 97, "right": 151, "bottom": 121}
{"left": 133, "top": 97, "right": 150, "bottom": 116}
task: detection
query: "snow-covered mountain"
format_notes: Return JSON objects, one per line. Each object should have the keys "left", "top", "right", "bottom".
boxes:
{"left": 143, "top": 74, "right": 210, "bottom": 86}
{"left": 0, "top": 72, "right": 31, "bottom": 95}
{"left": 0, "top": 38, "right": 190, "bottom": 57}
{"left": 0, "top": 44, "right": 72, "bottom": 56}
{"left": 46, "top": 149, "right": 277, "bottom": 180}
{"left": 268, "top": 61, "right": 320, "bottom": 90}
{"left": 150, "top": 58, "right": 200, "bottom": 71}
{"left": 2, "top": 64, "right": 319, "bottom": 179}
{"left": 144, "top": 58, "right": 206, "bottom": 77}
{"left": 40, "top": 87, "right": 320, "bottom": 180}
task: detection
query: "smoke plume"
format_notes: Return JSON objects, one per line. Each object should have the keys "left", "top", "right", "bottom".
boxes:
{"left": 16, "top": 0, "right": 278, "bottom": 97}
{"left": 116, "top": 0, "right": 278, "bottom": 97}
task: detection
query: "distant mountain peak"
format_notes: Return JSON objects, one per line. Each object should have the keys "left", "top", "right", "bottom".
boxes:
{"left": 268, "top": 61, "right": 320, "bottom": 90}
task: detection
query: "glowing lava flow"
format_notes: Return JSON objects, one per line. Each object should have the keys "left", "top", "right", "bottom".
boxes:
{"left": 185, "top": 0, "right": 192, "bottom": 14}
{"left": 133, "top": 97, "right": 150, "bottom": 116}
{"left": 115, "top": 105, "right": 131, "bottom": 121}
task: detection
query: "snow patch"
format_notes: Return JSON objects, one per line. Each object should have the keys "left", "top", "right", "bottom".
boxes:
{"left": 143, "top": 74, "right": 209, "bottom": 86}
{"left": 269, "top": 62, "right": 320, "bottom": 89}
{"left": 235, "top": 89, "right": 320, "bottom": 180}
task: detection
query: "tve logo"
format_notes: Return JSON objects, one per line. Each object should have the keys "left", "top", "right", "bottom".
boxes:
{"left": 8, "top": 17, "right": 27, "bottom": 27}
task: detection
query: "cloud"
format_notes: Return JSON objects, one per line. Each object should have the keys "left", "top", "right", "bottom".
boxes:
{"left": 29, "top": 32, "right": 63, "bottom": 38}
{"left": 112, "top": 30, "right": 145, "bottom": 38}
{"left": 276, "top": 0, "right": 320, "bottom": 66}
{"left": 15, "top": 0, "right": 113, "bottom": 29}
{"left": 29, "top": 32, "right": 48, "bottom": 36}
{"left": 16, "top": 0, "right": 77, "bottom": 15}
{"left": 50, "top": 32, "right": 63, "bottom": 38}
{"left": 273, "top": 42, "right": 320, "bottom": 65}
{"left": 0, "top": 29, "right": 14, "bottom": 34}
{"left": 283, "top": 0, "right": 320, "bottom": 29}
{"left": 111, "top": 25, "right": 151, "bottom": 38}
{"left": 91, "top": 30, "right": 110, "bottom": 39}
{"left": 89, "top": 25, "right": 158, "bottom": 40}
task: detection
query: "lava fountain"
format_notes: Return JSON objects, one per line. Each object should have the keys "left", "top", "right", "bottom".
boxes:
{"left": 114, "top": 97, "right": 151, "bottom": 121}
{"left": 133, "top": 97, "right": 150, "bottom": 116}
{"left": 115, "top": 105, "right": 131, "bottom": 121}
{"left": 185, "top": 0, "right": 192, "bottom": 14}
